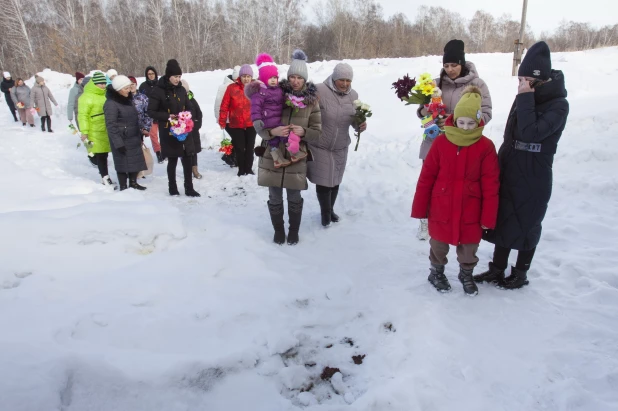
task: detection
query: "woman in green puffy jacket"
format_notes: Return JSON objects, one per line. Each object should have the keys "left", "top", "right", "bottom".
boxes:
{"left": 78, "top": 72, "right": 115, "bottom": 187}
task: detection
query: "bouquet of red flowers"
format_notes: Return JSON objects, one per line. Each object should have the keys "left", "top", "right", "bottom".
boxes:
{"left": 219, "top": 136, "right": 233, "bottom": 156}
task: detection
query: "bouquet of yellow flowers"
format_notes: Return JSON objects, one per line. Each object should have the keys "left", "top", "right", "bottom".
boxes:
{"left": 392, "top": 73, "right": 436, "bottom": 106}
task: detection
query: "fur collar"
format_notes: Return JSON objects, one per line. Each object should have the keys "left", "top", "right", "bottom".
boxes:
{"left": 106, "top": 85, "right": 133, "bottom": 105}
{"left": 244, "top": 80, "right": 262, "bottom": 98}
{"left": 279, "top": 79, "right": 318, "bottom": 106}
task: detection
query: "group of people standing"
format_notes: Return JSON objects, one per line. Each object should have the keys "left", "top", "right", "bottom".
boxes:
{"left": 411, "top": 40, "right": 569, "bottom": 296}
{"left": 67, "top": 61, "right": 203, "bottom": 194}
{"left": 213, "top": 49, "right": 366, "bottom": 245}
{"left": 2, "top": 71, "right": 59, "bottom": 132}
{"left": 1, "top": 40, "right": 568, "bottom": 297}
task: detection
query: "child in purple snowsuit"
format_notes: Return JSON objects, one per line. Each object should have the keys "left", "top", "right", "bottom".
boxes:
{"left": 246, "top": 53, "right": 305, "bottom": 168}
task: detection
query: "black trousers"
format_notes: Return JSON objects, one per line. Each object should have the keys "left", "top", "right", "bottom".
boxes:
{"left": 316, "top": 184, "right": 339, "bottom": 194}
{"left": 492, "top": 245, "right": 536, "bottom": 271}
{"left": 40, "top": 115, "right": 52, "bottom": 130}
{"left": 192, "top": 154, "right": 198, "bottom": 167}
{"left": 93, "top": 153, "right": 109, "bottom": 177}
{"left": 167, "top": 156, "right": 192, "bottom": 185}
{"left": 227, "top": 127, "right": 256, "bottom": 175}
{"left": 4, "top": 93, "right": 17, "bottom": 121}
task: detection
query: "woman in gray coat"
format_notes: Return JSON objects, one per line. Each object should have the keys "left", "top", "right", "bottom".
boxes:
{"left": 103, "top": 75, "right": 147, "bottom": 191}
{"left": 30, "top": 75, "right": 58, "bottom": 132}
{"left": 10, "top": 78, "right": 35, "bottom": 127}
{"left": 309, "top": 63, "right": 366, "bottom": 227}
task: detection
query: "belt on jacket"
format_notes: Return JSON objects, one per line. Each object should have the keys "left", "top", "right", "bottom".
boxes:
{"left": 513, "top": 140, "right": 542, "bottom": 153}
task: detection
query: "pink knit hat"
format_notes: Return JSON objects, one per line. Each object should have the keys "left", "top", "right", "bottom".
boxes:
{"left": 256, "top": 53, "right": 278, "bottom": 84}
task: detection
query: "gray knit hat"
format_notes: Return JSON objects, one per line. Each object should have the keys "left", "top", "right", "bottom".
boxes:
{"left": 332, "top": 63, "right": 353, "bottom": 81}
{"left": 288, "top": 49, "right": 308, "bottom": 81}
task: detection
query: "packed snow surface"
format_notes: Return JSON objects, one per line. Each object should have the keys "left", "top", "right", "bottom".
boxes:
{"left": 1, "top": 48, "right": 617, "bottom": 411}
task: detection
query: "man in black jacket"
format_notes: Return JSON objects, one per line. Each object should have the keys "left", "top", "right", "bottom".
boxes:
{"left": 1, "top": 71, "right": 18, "bottom": 122}
{"left": 476, "top": 41, "right": 569, "bottom": 289}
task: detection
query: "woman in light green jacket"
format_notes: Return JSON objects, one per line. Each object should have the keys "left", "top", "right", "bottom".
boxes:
{"left": 78, "top": 71, "right": 115, "bottom": 188}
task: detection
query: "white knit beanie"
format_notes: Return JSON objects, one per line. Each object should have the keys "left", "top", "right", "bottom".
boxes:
{"left": 106, "top": 69, "right": 118, "bottom": 78}
{"left": 232, "top": 65, "right": 241, "bottom": 80}
{"left": 112, "top": 75, "right": 132, "bottom": 91}
{"left": 3, "top": 71, "right": 10, "bottom": 79}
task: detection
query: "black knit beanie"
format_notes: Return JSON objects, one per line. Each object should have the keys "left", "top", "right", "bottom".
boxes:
{"left": 165, "top": 59, "right": 182, "bottom": 77}
{"left": 518, "top": 41, "right": 551, "bottom": 80}
{"left": 443, "top": 39, "right": 465, "bottom": 66}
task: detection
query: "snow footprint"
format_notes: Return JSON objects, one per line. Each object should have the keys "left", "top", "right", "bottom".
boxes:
{"left": 1, "top": 271, "right": 33, "bottom": 290}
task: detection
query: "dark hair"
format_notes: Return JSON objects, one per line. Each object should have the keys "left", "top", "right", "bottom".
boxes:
{"left": 439, "top": 64, "right": 469, "bottom": 90}
{"left": 16, "top": 78, "right": 24, "bottom": 85}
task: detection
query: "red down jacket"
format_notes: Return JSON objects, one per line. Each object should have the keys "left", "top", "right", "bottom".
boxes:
{"left": 411, "top": 120, "right": 500, "bottom": 246}
{"left": 218, "top": 78, "right": 253, "bottom": 129}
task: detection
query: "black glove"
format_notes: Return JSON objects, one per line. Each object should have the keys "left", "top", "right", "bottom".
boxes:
{"left": 118, "top": 146, "right": 127, "bottom": 154}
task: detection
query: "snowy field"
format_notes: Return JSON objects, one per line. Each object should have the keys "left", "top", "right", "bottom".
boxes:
{"left": 1, "top": 48, "right": 617, "bottom": 411}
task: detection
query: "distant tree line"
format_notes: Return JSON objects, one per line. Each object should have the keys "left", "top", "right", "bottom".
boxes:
{"left": 1, "top": 0, "right": 616, "bottom": 77}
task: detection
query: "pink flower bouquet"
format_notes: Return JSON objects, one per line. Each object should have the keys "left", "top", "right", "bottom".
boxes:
{"left": 169, "top": 111, "right": 194, "bottom": 141}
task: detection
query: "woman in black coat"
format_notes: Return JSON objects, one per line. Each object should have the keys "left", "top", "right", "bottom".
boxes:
{"left": 103, "top": 75, "right": 148, "bottom": 191}
{"left": 147, "top": 59, "right": 200, "bottom": 197}
{"left": 181, "top": 79, "right": 203, "bottom": 179}
{"left": 476, "top": 42, "right": 569, "bottom": 289}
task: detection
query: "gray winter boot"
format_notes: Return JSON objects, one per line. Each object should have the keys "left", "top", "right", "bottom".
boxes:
{"left": 428, "top": 264, "right": 451, "bottom": 292}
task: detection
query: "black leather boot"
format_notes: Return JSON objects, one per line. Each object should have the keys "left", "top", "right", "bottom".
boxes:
{"left": 117, "top": 173, "right": 128, "bottom": 191}
{"left": 499, "top": 267, "right": 529, "bottom": 290}
{"left": 330, "top": 185, "right": 340, "bottom": 223}
{"left": 268, "top": 201, "right": 286, "bottom": 245}
{"left": 287, "top": 199, "right": 303, "bottom": 245}
{"left": 316, "top": 190, "right": 332, "bottom": 227}
{"left": 169, "top": 181, "right": 180, "bottom": 196}
{"left": 129, "top": 173, "right": 147, "bottom": 190}
{"left": 473, "top": 262, "right": 505, "bottom": 284}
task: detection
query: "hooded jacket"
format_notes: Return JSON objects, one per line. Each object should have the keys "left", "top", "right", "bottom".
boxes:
{"left": 219, "top": 77, "right": 253, "bottom": 129}
{"left": 245, "top": 80, "right": 285, "bottom": 129}
{"left": 412, "top": 116, "right": 500, "bottom": 246}
{"left": 103, "top": 85, "right": 147, "bottom": 173}
{"left": 138, "top": 66, "right": 158, "bottom": 98}
{"left": 78, "top": 80, "right": 111, "bottom": 153}
{"left": 147, "top": 75, "right": 195, "bottom": 158}
{"left": 483, "top": 70, "right": 569, "bottom": 251}
{"left": 417, "top": 61, "right": 492, "bottom": 160}
{"left": 30, "top": 83, "right": 58, "bottom": 117}
{"left": 256, "top": 79, "right": 322, "bottom": 191}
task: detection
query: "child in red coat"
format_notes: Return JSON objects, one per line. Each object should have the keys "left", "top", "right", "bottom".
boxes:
{"left": 411, "top": 86, "right": 500, "bottom": 296}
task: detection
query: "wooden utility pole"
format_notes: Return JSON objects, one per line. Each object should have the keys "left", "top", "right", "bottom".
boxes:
{"left": 512, "top": 0, "right": 529, "bottom": 75}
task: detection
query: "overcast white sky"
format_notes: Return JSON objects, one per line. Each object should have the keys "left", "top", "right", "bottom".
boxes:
{"left": 307, "top": 0, "right": 618, "bottom": 34}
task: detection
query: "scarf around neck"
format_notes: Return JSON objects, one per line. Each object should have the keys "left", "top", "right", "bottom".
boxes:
{"left": 444, "top": 125, "right": 484, "bottom": 147}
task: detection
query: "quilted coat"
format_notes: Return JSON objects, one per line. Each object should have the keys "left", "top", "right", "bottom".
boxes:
{"left": 103, "top": 86, "right": 147, "bottom": 173}
{"left": 412, "top": 116, "right": 500, "bottom": 246}
{"left": 483, "top": 70, "right": 569, "bottom": 251}
{"left": 307, "top": 76, "right": 358, "bottom": 188}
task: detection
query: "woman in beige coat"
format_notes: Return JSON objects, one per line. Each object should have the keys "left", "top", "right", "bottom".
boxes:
{"left": 253, "top": 50, "right": 322, "bottom": 246}
{"left": 31, "top": 75, "right": 58, "bottom": 133}
{"left": 415, "top": 39, "right": 492, "bottom": 240}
